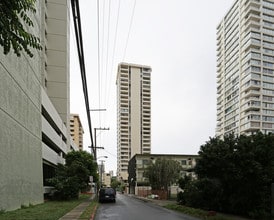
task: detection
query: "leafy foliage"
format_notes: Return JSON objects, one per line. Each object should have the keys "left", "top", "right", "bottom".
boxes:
{"left": 110, "top": 179, "right": 121, "bottom": 190}
{"left": 0, "top": 0, "right": 42, "bottom": 57}
{"left": 183, "top": 178, "right": 223, "bottom": 211}
{"left": 48, "top": 151, "right": 98, "bottom": 200}
{"left": 48, "top": 164, "right": 80, "bottom": 200}
{"left": 66, "top": 150, "right": 99, "bottom": 186}
{"left": 177, "top": 175, "right": 192, "bottom": 204}
{"left": 178, "top": 175, "right": 192, "bottom": 190}
{"left": 183, "top": 132, "right": 274, "bottom": 219}
{"left": 144, "top": 158, "right": 182, "bottom": 190}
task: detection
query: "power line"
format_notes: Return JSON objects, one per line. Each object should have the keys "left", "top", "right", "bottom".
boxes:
{"left": 122, "top": 0, "right": 137, "bottom": 61}
{"left": 100, "top": 0, "right": 107, "bottom": 118}
{"left": 103, "top": 0, "right": 111, "bottom": 110}
{"left": 106, "top": 0, "right": 121, "bottom": 110}
{"left": 97, "top": 0, "right": 102, "bottom": 127}
{"left": 103, "top": 148, "right": 117, "bottom": 158}
{"left": 71, "top": 0, "right": 94, "bottom": 153}
{"left": 110, "top": 0, "right": 120, "bottom": 82}
{"left": 101, "top": 0, "right": 106, "bottom": 82}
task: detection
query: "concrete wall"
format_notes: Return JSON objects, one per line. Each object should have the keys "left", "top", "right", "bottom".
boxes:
{"left": 0, "top": 0, "right": 73, "bottom": 211}
{"left": 0, "top": 2, "right": 44, "bottom": 210}
{"left": 46, "top": 0, "right": 70, "bottom": 128}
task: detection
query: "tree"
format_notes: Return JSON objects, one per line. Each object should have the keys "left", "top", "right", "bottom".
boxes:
{"left": 183, "top": 178, "right": 223, "bottom": 211}
{"left": 144, "top": 158, "right": 181, "bottom": 191}
{"left": 65, "top": 151, "right": 99, "bottom": 189}
{"left": 48, "top": 151, "right": 98, "bottom": 200}
{"left": 48, "top": 164, "right": 80, "bottom": 200}
{"left": 0, "top": 0, "right": 42, "bottom": 57}
{"left": 177, "top": 175, "right": 192, "bottom": 204}
{"left": 189, "top": 132, "right": 274, "bottom": 218}
{"left": 110, "top": 179, "right": 121, "bottom": 190}
{"left": 178, "top": 175, "right": 192, "bottom": 190}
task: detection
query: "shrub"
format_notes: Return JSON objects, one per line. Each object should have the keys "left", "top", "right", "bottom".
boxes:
{"left": 183, "top": 178, "right": 222, "bottom": 211}
{"left": 177, "top": 191, "right": 184, "bottom": 204}
{"left": 48, "top": 164, "right": 80, "bottom": 200}
{"left": 47, "top": 151, "right": 98, "bottom": 200}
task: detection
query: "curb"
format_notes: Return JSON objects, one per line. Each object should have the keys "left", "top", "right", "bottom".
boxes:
{"left": 89, "top": 204, "right": 98, "bottom": 220}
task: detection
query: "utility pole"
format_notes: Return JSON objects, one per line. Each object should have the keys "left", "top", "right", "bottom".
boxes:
{"left": 94, "top": 127, "right": 110, "bottom": 160}
{"left": 88, "top": 108, "right": 107, "bottom": 160}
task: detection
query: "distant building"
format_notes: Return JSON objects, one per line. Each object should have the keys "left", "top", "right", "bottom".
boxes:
{"left": 128, "top": 154, "right": 198, "bottom": 197}
{"left": 98, "top": 162, "right": 114, "bottom": 187}
{"left": 216, "top": 0, "right": 274, "bottom": 137}
{"left": 116, "top": 63, "right": 152, "bottom": 183}
{"left": 98, "top": 161, "right": 105, "bottom": 187}
{"left": 103, "top": 172, "right": 112, "bottom": 187}
{"left": 70, "top": 114, "right": 84, "bottom": 150}
{"left": 109, "top": 170, "right": 114, "bottom": 177}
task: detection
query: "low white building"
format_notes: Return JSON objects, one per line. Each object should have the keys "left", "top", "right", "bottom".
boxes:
{"left": 128, "top": 154, "right": 198, "bottom": 198}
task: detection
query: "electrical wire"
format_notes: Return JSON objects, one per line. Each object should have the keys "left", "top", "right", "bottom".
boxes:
{"left": 103, "top": 148, "right": 117, "bottom": 158}
{"left": 101, "top": 0, "right": 106, "bottom": 80}
{"left": 105, "top": 0, "right": 121, "bottom": 110}
{"left": 103, "top": 0, "right": 111, "bottom": 110}
{"left": 100, "top": 0, "right": 106, "bottom": 119}
{"left": 71, "top": 0, "right": 137, "bottom": 160}
{"left": 122, "top": 0, "right": 137, "bottom": 61}
{"left": 97, "top": 0, "right": 102, "bottom": 127}
{"left": 71, "top": 0, "right": 94, "bottom": 153}
{"left": 95, "top": 0, "right": 120, "bottom": 150}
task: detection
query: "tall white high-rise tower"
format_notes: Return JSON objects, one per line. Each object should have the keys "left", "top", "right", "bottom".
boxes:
{"left": 216, "top": 0, "right": 274, "bottom": 137}
{"left": 116, "top": 63, "right": 152, "bottom": 182}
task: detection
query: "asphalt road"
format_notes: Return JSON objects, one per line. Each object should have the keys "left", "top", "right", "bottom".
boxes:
{"left": 95, "top": 193, "right": 200, "bottom": 220}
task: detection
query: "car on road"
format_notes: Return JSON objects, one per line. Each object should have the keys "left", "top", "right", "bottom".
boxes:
{"left": 99, "top": 187, "right": 116, "bottom": 203}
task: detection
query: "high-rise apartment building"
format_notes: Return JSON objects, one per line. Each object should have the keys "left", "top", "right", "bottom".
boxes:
{"left": 116, "top": 63, "right": 152, "bottom": 182}
{"left": 70, "top": 114, "right": 84, "bottom": 150}
{"left": 216, "top": 0, "right": 274, "bottom": 137}
{"left": 0, "top": 0, "right": 77, "bottom": 211}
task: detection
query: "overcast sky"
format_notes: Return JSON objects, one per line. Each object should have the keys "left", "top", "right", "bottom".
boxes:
{"left": 70, "top": 0, "right": 235, "bottom": 173}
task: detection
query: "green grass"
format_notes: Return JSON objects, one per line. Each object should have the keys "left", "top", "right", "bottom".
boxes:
{"left": 164, "top": 204, "right": 209, "bottom": 219}
{"left": 164, "top": 204, "right": 236, "bottom": 220}
{"left": 79, "top": 200, "right": 98, "bottom": 219}
{"left": 0, "top": 195, "right": 90, "bottom": 220}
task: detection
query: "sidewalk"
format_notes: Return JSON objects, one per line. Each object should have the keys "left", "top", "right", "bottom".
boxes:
{"left": 59, "top": 194, "right": 96, "bottom": 220}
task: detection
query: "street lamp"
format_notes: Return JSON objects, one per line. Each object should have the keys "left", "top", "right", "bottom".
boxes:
{"left": 97, "top": 156, "right": 108, "bottom": 160}
{"left": 92, "top": 156, "right": 108, "bottom": 164}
